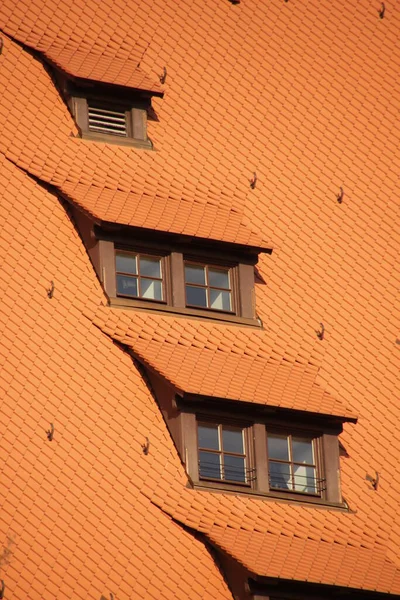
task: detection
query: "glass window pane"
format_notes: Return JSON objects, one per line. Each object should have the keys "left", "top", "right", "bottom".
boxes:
{"left": 209, "top": 268, "right": 230, "bottom": 289}
{"left": 185, "top": 264, "right": 206, "bottom": 285}
{"left": 269, "top": 462, "right": 291, "bottom": 490}
{"left": 186, "top": 285, "right": 207, "bottom": 307}
{"left": 140, "top": 278, "right": 163, "bottom": 300}
{"left": 267, "top": 435, "right": 289, "bottom": 461}
{"left": 198, "top": 424, "right": 219, "bottom": 450}
{"left": 224, "top": 455, "right": 246, "bottom": 483}
{"left": 209, "top": 289, "right": 231, "bottom": 311}
{"left": 222, "top": 427, "right": 244, "bottom": 454}
{"left": 140, "top": 256, "right": 161, "bottom": 278}
{"left": 293, "top": 465, "right": 317, "bottom": 493}
{"left": 116, "top": 253, "right": 137, "bottom": 275}
{"left": 292, "top": 438, "right": 314, "bottom": 464}
{"left": 116, "top": 274, "right": 138, "bottom": 297}
{"left": 199, "top": 451, "right": 221, "bottom": 479}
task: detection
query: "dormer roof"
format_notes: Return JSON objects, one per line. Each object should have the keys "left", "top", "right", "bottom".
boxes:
{"left": 46, "top": 48, "right": 164, "bottom": 96}
{"left": 61, "top": 182, "right": 271, "bottom": 250}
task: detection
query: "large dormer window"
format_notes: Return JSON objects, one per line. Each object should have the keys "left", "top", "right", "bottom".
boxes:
{"left": 83, "top": 226, "right": 262, "bottom": 324}
{"left": 178, "top": 404, "right": 344, "bottom": 506}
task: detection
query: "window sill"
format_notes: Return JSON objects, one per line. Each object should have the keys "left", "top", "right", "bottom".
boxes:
{"left": 81, "top": 130, "right": 154, "bottom": 149}
{"left": 109, "top": 296, "right": 261, "bottom": 327}
{"left": 191, "top": 482, "right": 348, "bottom": 510}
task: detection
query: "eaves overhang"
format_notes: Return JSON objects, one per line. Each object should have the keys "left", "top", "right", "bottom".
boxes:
{"left": 59, "top": 182, "right": 273, "bottom": 254}
{"left": 124, "top": 339, "right": 357, "bottom": 422}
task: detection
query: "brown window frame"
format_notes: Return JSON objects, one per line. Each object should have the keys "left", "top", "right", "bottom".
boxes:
{"left": 70, "top": 95, "right": 153, "bottom": 149}
{"left": 184, "top": 261, "right": 236, "bottom": 314}
{"left": 196, "top": 419, "right": 256, "bottom": 487}
{"left": 115, "top": 249, "right": 167, "bottom": 304}
{"left": 266, "top": 431, "right": 324, "bottom": 498}
{"left": 92, "top": 235, "right": 258, "bottom": 324}
{"left": 180, "top": 406, "right": 343, "bottom": 506}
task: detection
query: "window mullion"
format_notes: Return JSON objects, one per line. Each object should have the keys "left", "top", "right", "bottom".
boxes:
{"left": 218, "top": 424, "right": 223, "bottom": 479}
{"left": 288, "top": 434, "right": 295, "bottom": 491}
{"left": 137, "top": 256, "right": 142, "bottom": 297}
{"left": 205, "top": 265, "right": 210, "bottom": 308}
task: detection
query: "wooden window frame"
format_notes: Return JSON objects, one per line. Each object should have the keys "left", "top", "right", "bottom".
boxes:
{"left": 181, "top": 406, "right": 343, "bottom": 506}
{"left": 196, "top": 418, "right": 256, "bottom": 488}
{"left": 96, "top": 237, "right": 258, "bottom": 325}
{"left": 266, "top": 431, "right": 324, "bottom": 498}
{"left": 70, "top": 95, "right": 153, "bottom": 149}
{"left": 184, "top": 260, "right": 237, "bottom": 314}
{"left": 115, "top": 249, "right": 167, "bottom": 304}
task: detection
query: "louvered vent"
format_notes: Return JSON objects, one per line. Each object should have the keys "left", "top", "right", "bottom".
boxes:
{"left": 88, "top": 104, "right": 127, "bottom": 136}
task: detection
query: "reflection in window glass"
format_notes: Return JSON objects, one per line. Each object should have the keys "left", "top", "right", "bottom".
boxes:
{"left": 209, "top": 268, "right": 230, "bottom": 289}
{"left": 269, "top": 461, "right": 291, "bottom": 489}
{"left": 209, "top": 289, "right": 231, "bottom": 311}
{"left": 222, "top": 427, "right": 244, "bottom": 454}
{"left": 267, "top": 433, "right": 318, "bottom": 495}
{"left": 292, "top": 438, "right": 313, "bottom": 464}
{"left": 115, "top": 251, "right": 163, "bottom": 301}
{"left": 117, "top": 274, "right": 138, "bottom": 296}
{"left": 224, "top": 455, "right": 246, "bottom": 483}
{"left": 184, "top": 263, "right": 233, "bottom": 312}
{"left": 141, "top": 279, "right": 162, "bottom": 300}
{"left": 199, "top": 451, "right": 221, "bottom": 479}
{"left": 293, "top": 464, "right": 317, "bottom": 493}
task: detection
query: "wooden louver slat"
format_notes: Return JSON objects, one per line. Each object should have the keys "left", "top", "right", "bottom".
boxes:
{"left": 88, "top": 104, "right": 127, "bottom": 136}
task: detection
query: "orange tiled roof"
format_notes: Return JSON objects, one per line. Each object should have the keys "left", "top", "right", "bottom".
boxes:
{"left": 206, "top": 527, "right": 400, "bottom": 594}
{"left": 0, "top": 154, "right": 233, "bottom": 600}
{"left": 0, "top": 33, "right": 268, "bottom": 249}
{"left": 0, "top": 0, "right": 399, "bottom": 597}
{"left": 90, "top": 322, "right": 356, "bottom": 419}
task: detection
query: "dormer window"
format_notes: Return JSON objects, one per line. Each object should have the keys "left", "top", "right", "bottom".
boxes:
{"left": 178, "top": 405, "right": 345, "bottom": 506}
{"left": 84, "top": 228, "right": 262, "bottom": 324}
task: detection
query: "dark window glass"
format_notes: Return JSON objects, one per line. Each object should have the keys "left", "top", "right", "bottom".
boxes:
{"left": 185, "top": 265, "right": 206, "bottom": 285}
{"left": 198, "top": 424, "right": 219, "bottom": 450}
{"left": 186, "top": 285, "right": 207, "bottom": 308}
{"left": 199, "top": 451, "right": 221, "bottom": 479}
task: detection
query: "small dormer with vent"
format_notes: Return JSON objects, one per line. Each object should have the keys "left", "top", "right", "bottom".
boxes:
{"left": 49, "top": 49, "right": 164, "bottom": 148}
{"left": 70, "top": 91, "right": 153, "bottom": 148}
